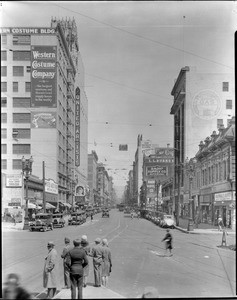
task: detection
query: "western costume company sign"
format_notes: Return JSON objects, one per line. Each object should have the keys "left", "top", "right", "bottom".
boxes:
{"left": 31, "top": 46, "right": 57, "bottom": 107}
{"left": 75, "top": 87, "right": 80, "bottom": 166}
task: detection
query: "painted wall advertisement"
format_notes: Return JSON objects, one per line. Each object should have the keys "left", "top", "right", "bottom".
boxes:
{"left": 31, "top": 112, "right": 56, "bottom": 128}
{"left": 31, "top": 46, "right": 57, "bottom": 107}
{"left": 6, "top": 174, "right": 22, "bottom": 187}
{"left": 75, "top": 87, "right": 80, "bottom": 167}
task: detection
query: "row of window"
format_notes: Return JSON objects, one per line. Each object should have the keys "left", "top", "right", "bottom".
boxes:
{"left": 1, "top": 113, "right": 31, "bottom": 123}
{"left": 1, "top": 81, "right": 31, "bottom": 93}
{"left": 2, "top": 159, "right": 30, "bottom": 170}
{"left": 1, "top": 97, "right": 31, "bottom": 108}
{"left": 1, "top": 65, "right": 31, "bottom": 79}
{"left": 1, "top": 144, "right": 31, "bottom": 154}
{"left": 1, "top": 128, "right": 31, "bottom": 139}
{"left": 1, "top": 34, "right": 31, "bottom": 45}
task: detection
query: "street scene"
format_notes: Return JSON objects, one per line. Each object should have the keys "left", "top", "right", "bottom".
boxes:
{"left": 1, "top": 1, "right": 236, "bottom": 299}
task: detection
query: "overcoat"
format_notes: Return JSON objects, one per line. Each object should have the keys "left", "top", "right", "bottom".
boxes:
{"left": 81, "top": 241, "right": 91, "bottom": 277}
{"left": 102, "top": 246, "right": 112, "bottom": 277}
{"left": 43, "top": 248, "right": 58, "bottom": 288}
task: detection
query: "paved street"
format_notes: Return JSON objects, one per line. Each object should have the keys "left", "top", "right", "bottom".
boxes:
{"left": 2, "top": 209, "right": 236, "bottom": 298}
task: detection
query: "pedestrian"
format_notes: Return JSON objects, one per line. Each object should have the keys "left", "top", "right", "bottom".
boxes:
{"left": 43, "top": 241, "right": 58, "bottom": 299}
{"left": 61, "top": 237, "right": 73, "bottom": 289}
{"left": 91, "top": 238, "right": 104, "bottom": 287}
{"left": 90, "top": 213, "right": 93, "bottom": 222}
{"left": 218, "top": 216, "right": 223, "bottom": 231}
{"left": 66, "top": 239, "right": 88, "bottom": 299}
{"left": 13, "top": 214, "right": 16, "bottom": 225}
{"left": 161, "top": 229, "right": 173, "bottom": 256}
{"left": 80, "top": 235, "right": 91, "bottom": 287}
{"left": 101, "top": 239, "right": 112, "bottom": 287}
{"left": 221, "top": 227, "right": 228, "bottom": 247}
{"left": 32, "top": 211, "right": 36, "bottom": 221}
{"left": 3, "top": 273, "right": 31, "bottom": 299}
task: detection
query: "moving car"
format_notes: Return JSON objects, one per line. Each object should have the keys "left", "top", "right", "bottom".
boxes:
{"left": 52, "top": 213, "right": 65, "bottom": 228}
{"left": 160, "top": 214, "right": 175, "bottom": 228}
{"left": 29, "top": 213, "right": 53, "bottom": 232}
{"left": 102, "top": 209, "right": 109, "bottom": 218}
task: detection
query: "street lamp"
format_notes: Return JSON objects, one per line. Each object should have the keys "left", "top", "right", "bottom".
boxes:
{"left": 22, "top": 155, "right": 33, "bottom": 230}
{"left": 186, "top": 157, "right": 197, "bottom": 231}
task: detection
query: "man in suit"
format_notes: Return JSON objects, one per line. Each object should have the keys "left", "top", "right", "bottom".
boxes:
{"left": 66, "top": 239, "right": 88, "bottom": 299}
{"left": 91, "top": 238, "right": 104, "bottom": 287}
{"left": 61, "top": 237, "right": 73, "bottom": 289}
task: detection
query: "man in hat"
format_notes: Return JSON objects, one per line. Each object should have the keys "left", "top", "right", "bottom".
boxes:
{"left": 43, "top": 241, "right": 58, "bottom": 299}
{"left": 80, "top": 235, "right": 91, "bottom": 287}
{"left": 66, "top": 239, "right": 88, "bottom": 299}
{"left": 61, "top": 237, "right": 73, "bottom": 289}
{"left": 91, "top": 238, "right": 105, "bottom": 287}
{"left": 3, "top": 273, "right": 31, "bottom": 299}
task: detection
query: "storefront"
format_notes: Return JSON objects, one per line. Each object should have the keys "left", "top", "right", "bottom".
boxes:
{"left": 213, "top": 191, "right": 235, "bottom": 229}
{"left": 199, "top": 194, "right": 212, "bottom": 224}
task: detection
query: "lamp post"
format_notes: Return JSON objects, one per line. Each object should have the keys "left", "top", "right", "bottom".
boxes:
{"left": 186, "top": 157, "right": 196, "bottom": 231}
{"left": 22, "top": 156, "right": 33, "bottom": 230}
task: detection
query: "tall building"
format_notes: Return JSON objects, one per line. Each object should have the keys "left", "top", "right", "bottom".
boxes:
{"left": 97, "top": 163, "right": 110, "bottom": 207}
{"left": 87, "top": 150, "right": 99, "bottom": 205}
{"left": 1, "top": 18, "right": 88, "bottom": 210}
{"left": 170, "top": 66, "right": 235, "bottom": 224}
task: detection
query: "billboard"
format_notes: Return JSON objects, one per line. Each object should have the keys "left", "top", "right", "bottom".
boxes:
{"left": 31, "top": 112, "right": 56, "bottom": 128}
{"left": 45, "top": 179, "right": 58, "bottom": 195}
{"left": 75, "top": 87, "right": 80, "bottom": 166}
{"left": 146, "top": 166, "right": 167, "bottom": 176}
{"left": 6, "top": 174, "right": 22, "bottom": 187}
{"left": 31, "top": 46, "right": 57, "bottom": 107}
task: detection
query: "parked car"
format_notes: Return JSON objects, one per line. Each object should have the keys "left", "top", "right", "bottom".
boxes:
{"left": 102, "top": 209, "right": 109, "bottom": 218}
{"left": 160, "top": 214, "right": 175, "bottom": 228}
{"left": 52, "top": 213, "right": 65, "bottom": 228}
{"left": 68, "top": 212, "right": 80, "bottom": 225}
{"left": 29, "top": 213, "right": 53, "bottom": 232}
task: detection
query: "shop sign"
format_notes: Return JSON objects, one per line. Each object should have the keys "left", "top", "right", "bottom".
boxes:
{"left": 6, "top": 174, "right": 22, "bottom": 187}
{"left": 0, "top": 27, "right": 56, "bottom": 35}
{"left": 45, "top": 179, "right": 58, "bottom": 194}
{"left": 75, "top": 87, "right": 80, "bottom": 166}
{"left": 146, "top": 166, "right": 167, "bottom": 176}
{"left": 214, "top": 192, "right": 232, "bottom": 202}
{"left": 31, "top": 46, "right": 57, "bottom": 107}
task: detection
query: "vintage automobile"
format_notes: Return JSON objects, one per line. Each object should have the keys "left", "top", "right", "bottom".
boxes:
{"left": 102, "top": 209, "right": 109, "bottom": 218}
{"left": 159, "top": 214, "right": 175, "bottom": 228}
{"left": 29, "top": 213, "right": 53, "bottom": 232}
{"left": 52, "top": 213, "right": 66, "bottom": 228}
{"left": 68, "top": 212, "right": 81, "bottom": 225}
{"left": 78, "top": 210, "right": 87, "bottom": 224}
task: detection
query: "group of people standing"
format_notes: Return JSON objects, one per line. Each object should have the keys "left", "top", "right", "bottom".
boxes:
{"left": 43, "top": 235, "right": 112, "bottom": 299}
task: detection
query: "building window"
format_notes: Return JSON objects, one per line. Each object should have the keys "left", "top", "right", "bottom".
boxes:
{"left": 222, "top": 82, "right": 229, "bottom": 92}
{"left": 1, "top": 159, "right": 7, "bottom": 169}
{"left": 226, "top": 100, "right": 232, "bottom": 109}
{"left": 25, "top": 82, "right": 31, "bottom": 92}
{"left": 13, "top": 97, "right": 30, "bottom": 108}
{"left": 12, "top": 82, "right": 19, "bottom": 92}
{"left": 13, "top": 51, "right": 31, "bottom": 61}
{"left": 13, "top": 35, "right": 31, "bottom": 45}
{"left": 1, "top": 82, "right": 7, "bottom": 92}
{"left": 1, "top": 34, "right": 7, "bottom": 44}
{"left": 1, "top": 50, "right": 7, "bottom": 60}
{"left": 1, "top": 113, "right": 7, "bottom": 123}
{"left": 1, "top": 66, "right": 7, "bottom": 76}
{"left": 26, "top": 66, "right": 31, "bottom": 73}
{"left": 223, "top": 161, "right": 227, "bottom": 180}
{"left": 1, "top": 128, "right": 7, "bottom": 138}
{"left": 12, "top": 128, "right": 31, "bottom": 139}
{"left": 13, "top": 144, "right": 31, "bottom": 154}
{"left": 1, "top": 144, "right": 7, "bottom": 154}
{"left": 13, "top": 66, "right": 24, "bottom": 76}
{"left": 217, "top": 119, "right": 223, "bottom": 129}
{"left": 216, "top": 164, "right": 219, "bottom": 182}
{"left": 219, "top": 162, "right": 222, "bottom": 181}
{"left": 1, "top": 97, "right": 7, "bottom": 107}
{"left": 12, "top": 159, "right": 22, "bottom": 170}
{"left": 13, "top": 113, "right": 31, "bottom": 123}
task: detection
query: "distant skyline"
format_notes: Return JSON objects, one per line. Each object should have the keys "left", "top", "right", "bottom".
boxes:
{"left": 1, "top": 1, "right": 236, "bottom": 197}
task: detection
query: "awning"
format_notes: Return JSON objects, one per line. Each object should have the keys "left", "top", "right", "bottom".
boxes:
{"left": 28, "top": 203, "right": 37, "bottom": 209}
{"left": 64, "top": 203, "right": 72, "bottom": 208}
{"left": 46, "top": 202, "right": 56, "bottom": 209}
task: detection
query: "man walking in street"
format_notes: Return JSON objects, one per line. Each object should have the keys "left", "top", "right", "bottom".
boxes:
{"left": 161, "top": 229, "right": 173, "bottom": 256}
{"left": 66, "top": 239, "right": 88, "bottom": 299}
{"left": 43, "top": 241, "right": 58, "bottom": 299}
{"left": 61, "top": 237, "right": 73, "bottom": 289}
{"left": 91, "top": 238, "right": 104, "bottom": 287}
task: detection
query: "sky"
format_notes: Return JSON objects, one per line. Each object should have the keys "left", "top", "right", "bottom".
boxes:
{"left": 1, "top": 1, "right": 236, "bottom": 197}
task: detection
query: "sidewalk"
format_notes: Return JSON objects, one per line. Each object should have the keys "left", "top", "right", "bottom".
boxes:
{"left": 175, "top": 218, "right": 236, "bottom": 235}
{"left": 51, "top": 285, "right": 124, "bottom": 299}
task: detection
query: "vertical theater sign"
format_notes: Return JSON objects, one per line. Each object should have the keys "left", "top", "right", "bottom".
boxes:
{"left": 75, "top": 87, "right": 80, "bottom": 167}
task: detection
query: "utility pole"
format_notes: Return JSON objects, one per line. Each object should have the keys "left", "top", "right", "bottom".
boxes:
{"left": 43, "top": 161, "right": 46, "bottom": 213}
